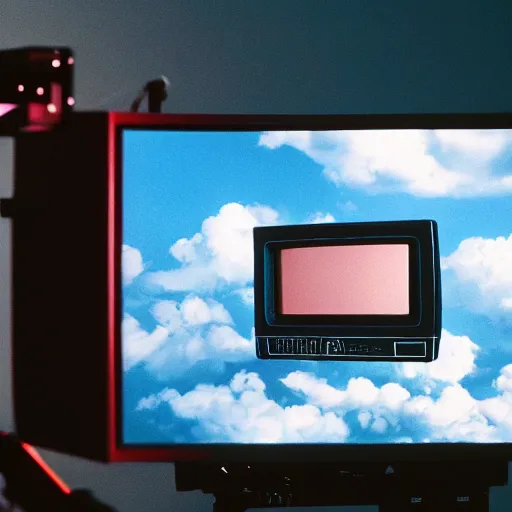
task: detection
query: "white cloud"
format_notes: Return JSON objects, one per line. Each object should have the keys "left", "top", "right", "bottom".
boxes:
{"left": 122, "top": 245, "right": 144, "bottom": 285}
{"left": 494, "top": 364, "right": 512, "bottom": 393}
{"left": 280, "top": 371, "right": 346, "bottom": 409}
{"left": 307, "top": 212, "right": 336, "bottom": 224}
{"left": 150, "top": 296, "right": 232, "bottom": 332}
{"left": 146, "top": 202, "right": 279, "bottom": 292}
{"left": 281, "top": 371, "right": 411, "bottom": 412}
{"left": 259, "top": 129, "right": 512, "bottom": 198}
{"left": 405, "top": 385, "right": 476, "bottom": 428}
{"left": 202, "top": 203, "right": 278, "bottom": 283}
{"left": 122, "top": 315, "right": 169, "bottom": 371}
{"left": 394, "top": 437, "right": 414, "bottom": 443}
{"left": 150, "top": 300, "right": 182, "bottom": 333}
{"left": 399, "top": 329, "right": 480, "bottom": 385}
{"left": 404, "top": 384, "right": 500, "bottom": 443}
{"left": 136, "top": 359, "right": 512, "bottom": 443}
{"left": 147, "top": 266, "right": 218, "bottom": 292}
{"left": 136, "top": 394, "right": 162, "bottom": 411}
{"left": 231, "top": 370, "right": 266, "bottom": 393}
{"left": 280, "top": 363, "right": 512, "bottom": 443}
{"left": 358, "top": 410, "right": 372, "bottom": 429}
{"left": 143, "top": 321, "right": 256, "bottom": 381}
{"left": 124, "top": 294, "right": 252, "bottom": 376}
{"left": 170, "top": 233, "right": 204, "bottom": 264}
{"left": 206, "top": 325, "right": 255, "bottom": 362}
{"left": 434, "top": 129, "right": 510, "bottom": 161}
{"left": 477, "top": 365, "right": 512, "bottom": 436}
{"left": 478, "top": 396, "right": 512, "bottom": 429}
{"left": 157, "top": 326, "right": 254, "bottom": 377}
{"left": 441, "top": 234, "right": 512, "bottom": 314}
{"left": 180, "top": 296, "right": 233, "bottom": 326}
{"left": 137, "top": 370, "right": 350, "bottom": 443}
{"left": 235, "top": 287, "right": 255, "bottom": 306}
{"left": 371, "top": 417, "right": 388, "bottom": 434}
{"left": 338, "top": 200, "right": 358, "bottom": 215}
{"left": 379, "top": 382, "right": 413, "bottom": 411}
{"left": 259, "top": 130, "right": 312, "bottom": 152}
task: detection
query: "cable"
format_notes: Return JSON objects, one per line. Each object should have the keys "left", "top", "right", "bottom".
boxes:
{"left": 130, "top": 76, "right": 170, "bottom": 113}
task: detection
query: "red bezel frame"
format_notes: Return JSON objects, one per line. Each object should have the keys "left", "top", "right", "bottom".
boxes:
{"left": 105, "top": 112, "right": 512, "bottom": 463}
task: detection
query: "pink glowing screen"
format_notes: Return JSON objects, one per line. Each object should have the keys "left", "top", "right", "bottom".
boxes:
{"left": 279, "top": 244, "right": 410, "bottom": 315}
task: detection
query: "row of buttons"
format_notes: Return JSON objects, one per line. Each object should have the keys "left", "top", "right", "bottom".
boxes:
{"left": 263, "top": 337, "right": 393, "bottom": 357}
{"left": 267, "top": 337, "right": 341, "bottom": 356}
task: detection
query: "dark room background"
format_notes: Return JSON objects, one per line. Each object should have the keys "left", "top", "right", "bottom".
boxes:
{"left": 0, "top": 1, "right": 511, "bottom": 511}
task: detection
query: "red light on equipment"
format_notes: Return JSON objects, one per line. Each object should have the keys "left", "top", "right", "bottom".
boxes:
{"left": 51, "top": 59, "right": 61, "bottom": 68}
{"left": 21, "top": 442, "right": 71, "bottom": 495}
{"left": 0, "top": 104, "right": 17, "bottom": 117}
{"left": 17, "top": 84, "right": 24, "bottom": 92}
{"left": 36, "top": 87, "right": 44, "bottom": 96}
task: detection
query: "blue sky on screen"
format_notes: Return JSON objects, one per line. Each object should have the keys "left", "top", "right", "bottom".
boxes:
{"left": 121, "top": 128, "right": 512, "bottom": 445}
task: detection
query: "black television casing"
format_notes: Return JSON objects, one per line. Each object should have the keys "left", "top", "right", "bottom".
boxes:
{"left": 8, "top": 112, "right": 512, "bottom": 464}
{"left": 254, "top": 220, "right": 442, "bottom": 362}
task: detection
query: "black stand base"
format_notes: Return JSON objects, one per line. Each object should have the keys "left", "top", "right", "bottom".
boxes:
{"left": 175, "top": 461, "right": 508, "bottom": 512}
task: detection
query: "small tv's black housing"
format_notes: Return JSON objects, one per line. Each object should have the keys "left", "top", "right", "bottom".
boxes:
{"left": 254, "top": 220, "right": 441, "bottom": 362}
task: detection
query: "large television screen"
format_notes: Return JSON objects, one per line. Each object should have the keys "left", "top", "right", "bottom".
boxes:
{"left": 121, "top": 125, "right": 512, "bottom": 450}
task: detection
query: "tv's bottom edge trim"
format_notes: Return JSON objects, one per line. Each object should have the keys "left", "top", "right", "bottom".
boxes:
{"left": 258, "top": 336, "right": 436, "bottom": 359}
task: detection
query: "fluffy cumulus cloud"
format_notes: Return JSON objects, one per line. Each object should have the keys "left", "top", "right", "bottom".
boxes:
{"left": 441, "top": 233, "right": 512, "bottom": 314}
{"left": 398, "top": 329, "right": 480, "bottom": 385}
{"left": 307, "top": 212, "right": 336, "bottom": 224}
{"left": 434, "top": 129, "right": 511, "bottom": 161}
{"left": 122, "top": 245, "right": 144, "bottom": 285}
{"left": 404, "top": 384, "right": 502, "bottom": 443}
{"left": 371, "top": 417, "right": 388, "bottom": 434}
{"left": 151, "top": 296, "right": 233, "bottom": 330}
{"left": 280, "top": 371, "right": 347, "bottom": 409}
{"left": 494, "top": 364, "right": 512, "bottom": 394}
{"left": 259, "top": 129, "right": 512, "bottom": 198}
{"left": 123, "top": 295, "right": 254, "bottom": 375}
{"left": 235, "top": 287, "right": 255, "bottom": 306}
{"left": 122, "top": 315, "right": 169, "bottom": 371}
{"left": 137, "top": 370, "right": 350, "bottom": 443}
{"left": 279, "top": 371, "right": 412, "bottom": 440}
{"left": 206, "top": 325, "right": 255, "bottom": 362}
{"left": 357, "top": 410, "right": 372, "bottom": 429}
{"left": 180, "top": 296, "right": 233, "bottom": 326}
{"left": 146, "top": 202, "right": 279, "bottom": 292}
{"left": 133, "top": 332, "right": 512, "bottom": 443}
{"left": 136, "top": 361, "right": 512, "bottom": 443}
{"left": 281, "top": 371, "right": 411, "bottom": 413}
{"left": 280, "top": 367, "right": 510, "bottom": 443}
{"left": 478, "top": 365, "right": 512, "bottom": 434}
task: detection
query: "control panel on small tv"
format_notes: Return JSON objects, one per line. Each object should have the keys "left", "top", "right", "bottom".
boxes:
{"left": 253, "top": 220, "right": 441, "bottom": 362}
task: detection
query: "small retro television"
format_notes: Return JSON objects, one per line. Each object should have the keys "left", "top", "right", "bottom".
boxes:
{"left": 254, "top": 220, "right": 441, "bottom": 362}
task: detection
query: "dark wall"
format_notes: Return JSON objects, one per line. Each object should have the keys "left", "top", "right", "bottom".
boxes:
{"left": 0, "top": 1, "right": 511, "bottom": 511}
